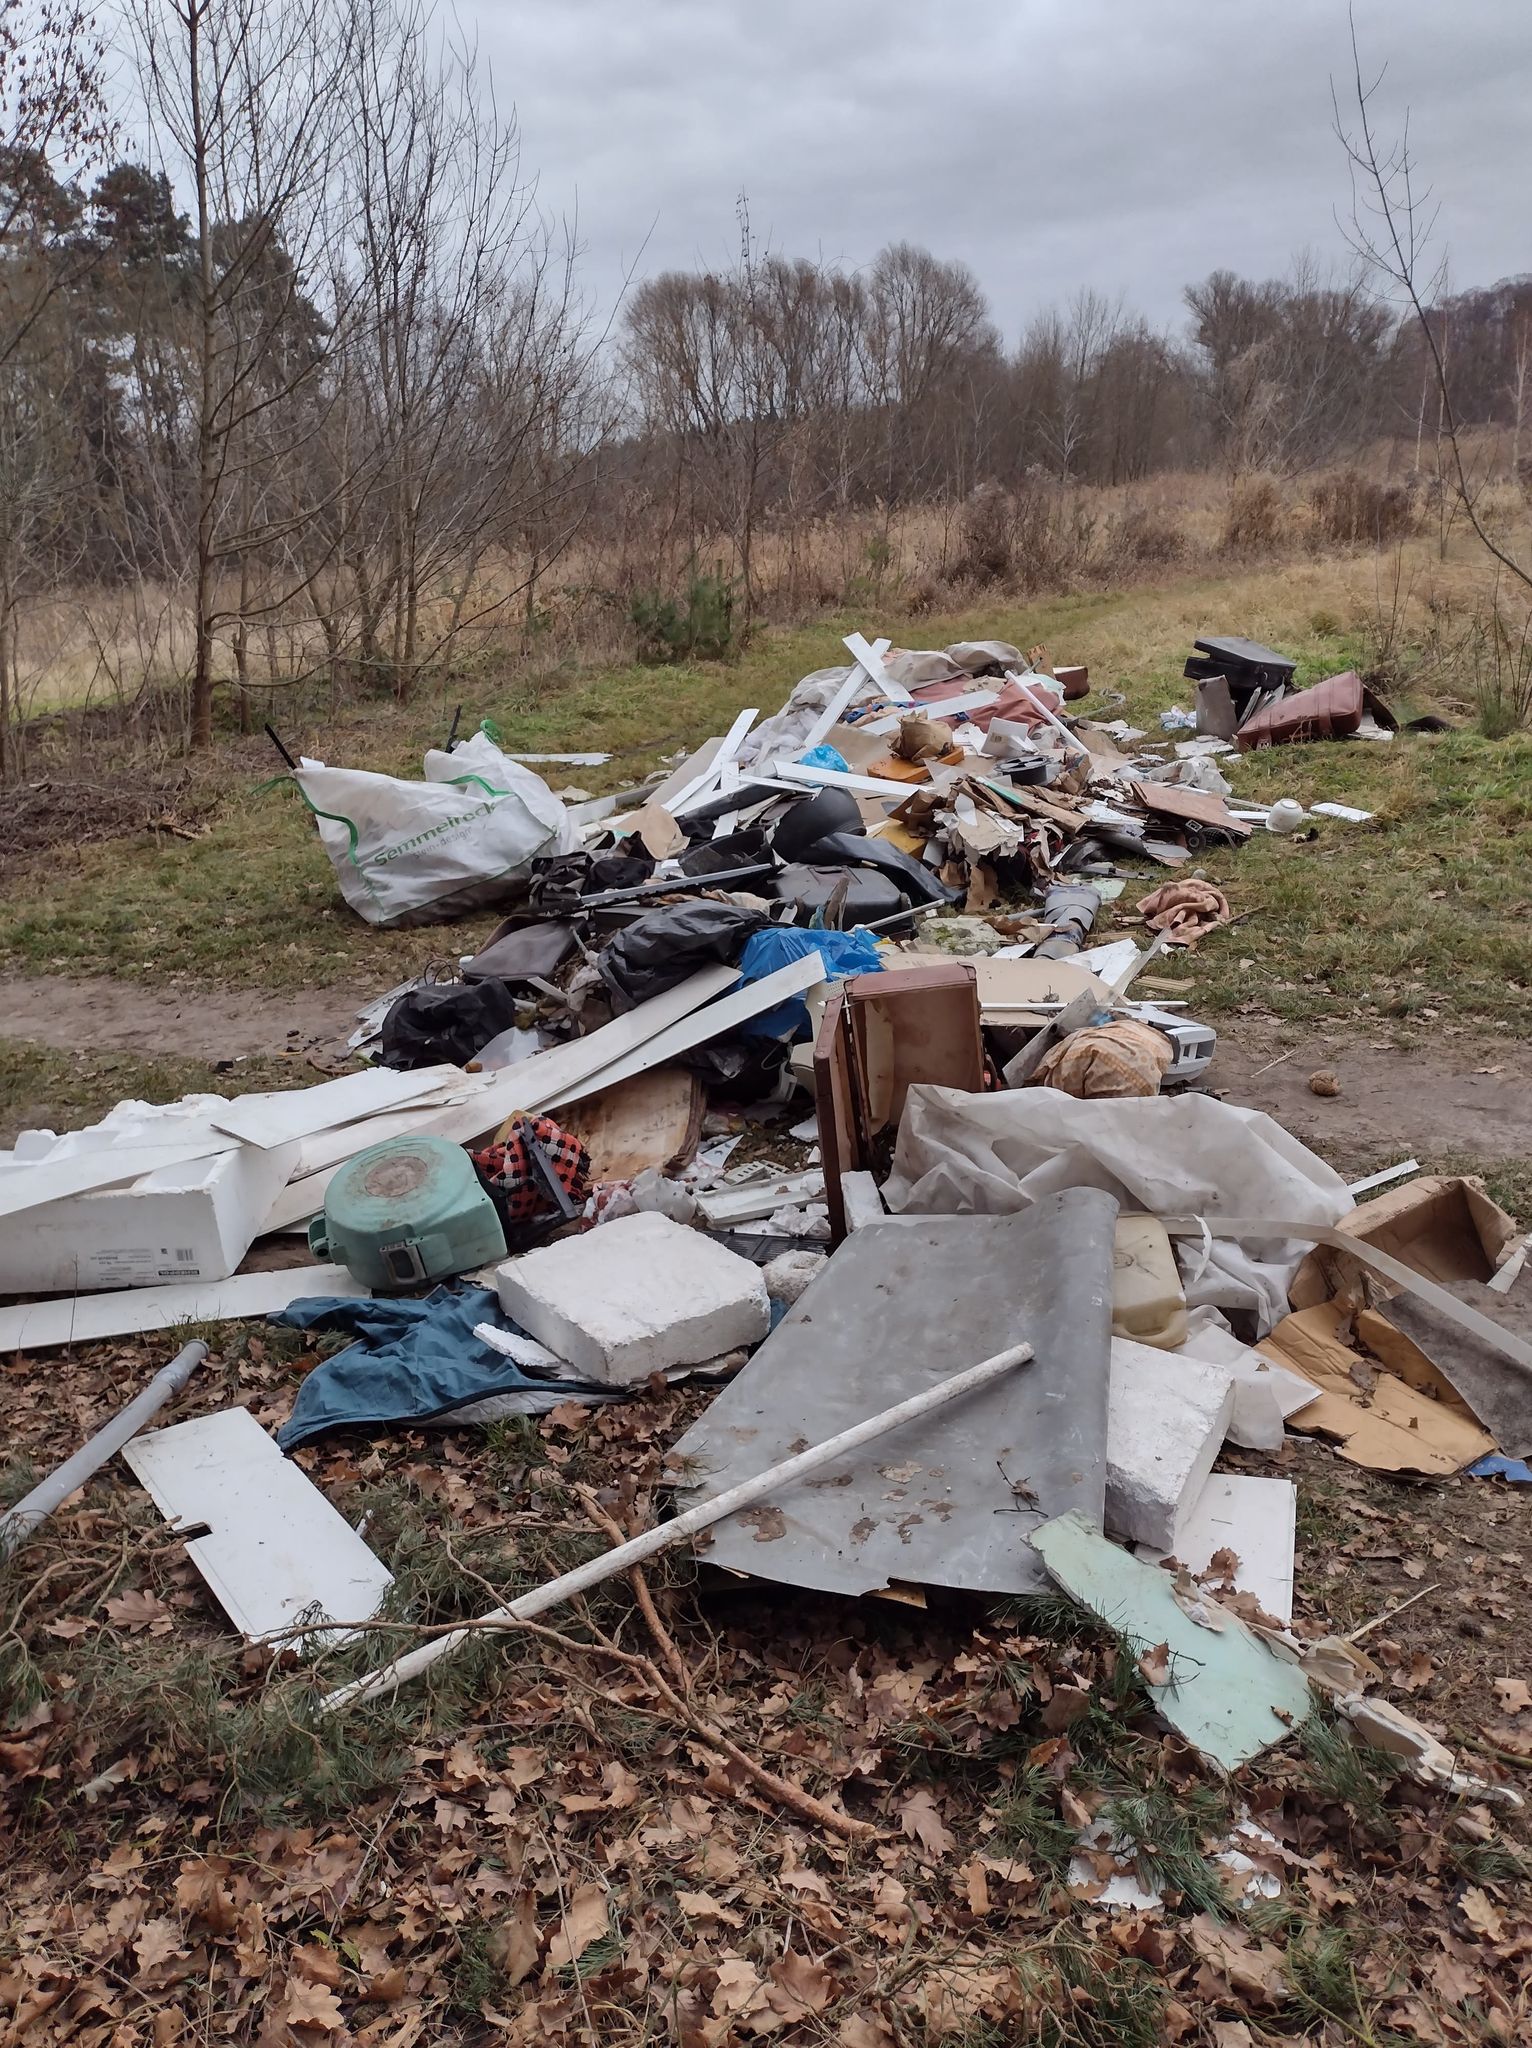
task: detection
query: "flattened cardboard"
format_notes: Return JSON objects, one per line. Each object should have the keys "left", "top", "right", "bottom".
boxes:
{"left": 1128, "top": 780, "right": 1253, "bottom": 840}
{"left": 1260, "top": 1301, "right": 1495, "bottom": 1476}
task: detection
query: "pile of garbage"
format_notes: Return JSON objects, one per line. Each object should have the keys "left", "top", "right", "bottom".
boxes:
{"left": 3, "top": 627, "right": 1527, "bottom": 1803}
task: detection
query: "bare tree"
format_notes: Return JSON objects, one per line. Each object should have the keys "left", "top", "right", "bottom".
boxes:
{"left": 129, "top": 0, "right": 356, "bottom": 746}
{"left": 1334, "top": 11, "right": 1532, "bottom": 599}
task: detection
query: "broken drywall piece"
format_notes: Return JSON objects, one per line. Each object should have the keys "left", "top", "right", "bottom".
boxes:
{"left": 1137, "top": 1473, "right": 1297, "bottom": 1625}
{"left": 672, "top": 1195, "right": 1116, "bottom": 1600}
{"left": 1107, "top": 1339, "right": 1234, "bottom": 1550}
{"left": 1177, "top": 1311, "right": 1318, "bottom": 1450}
{"left": 1032, "top": 1511, "right": 1312, "bottom": 1771}
{"left": 122, "top": 1407, "right": 393, "bottom": 1650}
{"left": 495, "top": 1211, "right": 770, "bottom": 1384}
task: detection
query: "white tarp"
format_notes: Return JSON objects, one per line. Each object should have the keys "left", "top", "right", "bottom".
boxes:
{"left": 882, "top": 1087, "right": 1353, "bottom": 1334}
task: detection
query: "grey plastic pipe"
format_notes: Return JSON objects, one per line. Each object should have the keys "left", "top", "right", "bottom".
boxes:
{"left": 0, "top": 1338, "right": 208, "bottom": 1560}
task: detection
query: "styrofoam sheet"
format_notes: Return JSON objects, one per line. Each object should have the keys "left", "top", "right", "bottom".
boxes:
{"left": 209, "top": 1065, "right": 465, "bottom": 1150}
{"left": 0, "top": 1264, "right": 365, "bottom": 1353}
{"left": 123, "top": 1407, "right": 393, "bottom": 1647}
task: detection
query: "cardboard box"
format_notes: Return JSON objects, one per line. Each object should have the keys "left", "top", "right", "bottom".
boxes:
{"left": 1290, "top": 1174, "right": 1519, "bottom": 1311}
{"left": 0, "top": 1140, "right": 300, "bottom": 1291}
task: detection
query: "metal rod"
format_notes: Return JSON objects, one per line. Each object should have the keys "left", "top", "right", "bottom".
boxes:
{"left": 321, "top": 1338, "right": 1035, "bottom": 1713}
{"left": 264, "top": 723, "right": 298, "bottom": 770}
{"left": 0, "top": 1341, "right": 208, "bottom": 1560}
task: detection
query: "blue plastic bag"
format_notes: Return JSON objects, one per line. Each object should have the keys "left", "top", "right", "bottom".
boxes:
{"left": 797, "top": 744, "right": 851, "bottom": 772}
{"left": 738, "top": 925, "right": 883, "bottom": 1036}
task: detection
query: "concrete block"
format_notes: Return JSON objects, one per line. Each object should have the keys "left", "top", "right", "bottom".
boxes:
{"left": 495, "top": 1211, "right": 770, "bottom": 1385}
{"left": 1136, "top": 1473, "right": 1297, "bottom": 1623}
{"left": 1107, "top": 1337, "right": 1235, "bottom": 1550}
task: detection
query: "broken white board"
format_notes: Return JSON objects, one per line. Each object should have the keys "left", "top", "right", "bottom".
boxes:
{"left": 209, "top": 1064, "right": 465, "bottom": 1151}
{"left": 0, "top": 1264, "right": 364, "bottom": 1354}
{"left": 263, "top": 967, "right": 743, "bottom": 1229}
{"left": 1137, "top": 1474, "right": 1297, "bottom": 1625}
{"left": 1033, "top": 1510, "right": 1312, "bottom": 1771}
{"left": 122, "top": 1407, "right": 392, "bottom": 1650}
{"left": 546, "top": 953, "right": 827, "bottom": 1113}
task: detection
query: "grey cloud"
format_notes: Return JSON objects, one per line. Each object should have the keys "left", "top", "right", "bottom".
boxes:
{"left": 466, "top": 0, "right": 1532, "bottom": 341}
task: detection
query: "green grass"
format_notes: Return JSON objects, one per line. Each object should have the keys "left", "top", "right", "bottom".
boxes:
{"left": 1, "top": 570, "right": 1530, "bottom": 1043}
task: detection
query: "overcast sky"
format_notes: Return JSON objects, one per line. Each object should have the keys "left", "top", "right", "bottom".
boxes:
{"left": 459, "top": 0, "right": 1531, "bottom": 346}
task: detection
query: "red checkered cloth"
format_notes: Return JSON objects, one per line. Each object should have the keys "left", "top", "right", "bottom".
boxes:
{"left": 471, "top": 1116, "right": 591, "bottom": 1223}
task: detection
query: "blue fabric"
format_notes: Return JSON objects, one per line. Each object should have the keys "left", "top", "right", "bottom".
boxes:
{"left": 1469, "top": 1453, "right": 1532, "bottom": 1484}
{"left": 796, "top": 744, "right": 850, "bottom": 772}
{"left": 272, "top": 1285, "right": 621, "bottom": 1447}
{"left": 738, "top": 924, "right": 884, "bottom": 1036}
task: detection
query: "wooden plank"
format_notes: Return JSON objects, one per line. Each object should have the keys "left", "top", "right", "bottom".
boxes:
{"left": 123, "top": 1407, "right": 393, "bottom": 1649}
{"left": 558, "top": 1069, "right": 702, "bottom": 1182}
{"left": 0, "top": 1263, "right": 365, "bottom": 1354}
{"left": 209, "top": 1065, "right": 465, "bottom": 1150}
{"left": 843, "top": 631, "right": 913, "bottom": 704}
{"left": 770, "top": 760, "right": 921, "bottom": 802}
{"left": 666, "top": 706, "right": 759, "bottom": 815}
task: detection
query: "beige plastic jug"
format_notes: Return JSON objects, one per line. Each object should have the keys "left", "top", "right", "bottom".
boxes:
{"left": 1112, "top": 1214, "right": 1187, "bottom": 1350}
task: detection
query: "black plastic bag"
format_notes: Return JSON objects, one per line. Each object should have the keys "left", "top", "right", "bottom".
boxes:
{"left": 379, "top": 979, "right": 522, "bottom": 1069}
{"left": 598, "top": 901, "right": 767, "bottom": 1011}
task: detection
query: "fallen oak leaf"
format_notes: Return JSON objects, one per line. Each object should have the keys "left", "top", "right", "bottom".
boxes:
{"left": 282, "top": 1976, "right": 346, "bottom": 2032}
{"left": 766, "top": 1951, "right": 837, "bottom": 2020}
{"left": 485, "top": 1890, "right": 540, "bottom": 1988}
{"left": 106, "top": 1588, "right": 173, "bottom": 1634}
{"left": 1458, "top": 1887, "right": 1505, "bottom": 1940}
{"left": 1493, "top": 1677, "right": 1532, "bottom": 1715}
{"left": 132, "top": 1918, "right": 186, "bottom": 1975}
{"left": 1187, "top": 1915, "right": 1288, "bottom": 2004}
{"left": 898, "top": 1785, "right": 956, "bottom": 1860}
{"left": 1137, "top": 1641, "right": 1172, "bottom": 1687}
{"left": 543, "top": 1881, "right": 610, "bottom": 1970}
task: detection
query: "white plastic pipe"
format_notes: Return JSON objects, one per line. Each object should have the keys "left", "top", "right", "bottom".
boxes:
{"left": 0, "top": 1339, "right": 208, "bottom": 1559}
{"left": 321, "top": 1338, "right": 1035, "bottom": 1713}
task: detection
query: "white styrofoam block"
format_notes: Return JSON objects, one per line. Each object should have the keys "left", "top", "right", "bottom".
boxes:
{"left": 495, "top": 1212, "right": 770, "bottom": 1385}
{"left": 1107, "top": 1338, "right": 1235, "bottom": 1551}
{"left": 0, "top": 1138, "right": 300, "bottom": 1291}
{"left": 1137, "top": 1474, "right": 1297, "bottom": 1624}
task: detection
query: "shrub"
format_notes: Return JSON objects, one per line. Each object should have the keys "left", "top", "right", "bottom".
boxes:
{"left": 1221, "top": 476, "right": 1287, "bottom": 554}
{"left": 630, "top": 567, "right": 740, "bottom": 664}
{"left": 953, "top": 481, "right": 1014, "bottom": 587}
{"left": 1311, "top": 470, "right": 1419, "bottom": 547}
{"left": 1107, "top": 504, "right": 1189, "bottom": 568}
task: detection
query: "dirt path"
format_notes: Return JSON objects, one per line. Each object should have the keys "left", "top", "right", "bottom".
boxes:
{"left": 1213, "top": 1028, "right": 1532, "bottom": 1172}
{"left": 5, "top": 970, "right": 1532, "bottom": 1179}
{"left": 0, "top": 973, "right": 360, "bottom": 1063}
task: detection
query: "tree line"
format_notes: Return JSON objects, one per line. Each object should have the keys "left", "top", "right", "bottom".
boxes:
{"left": 2, "top": 0, "right": 1530, "bottom": 763}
